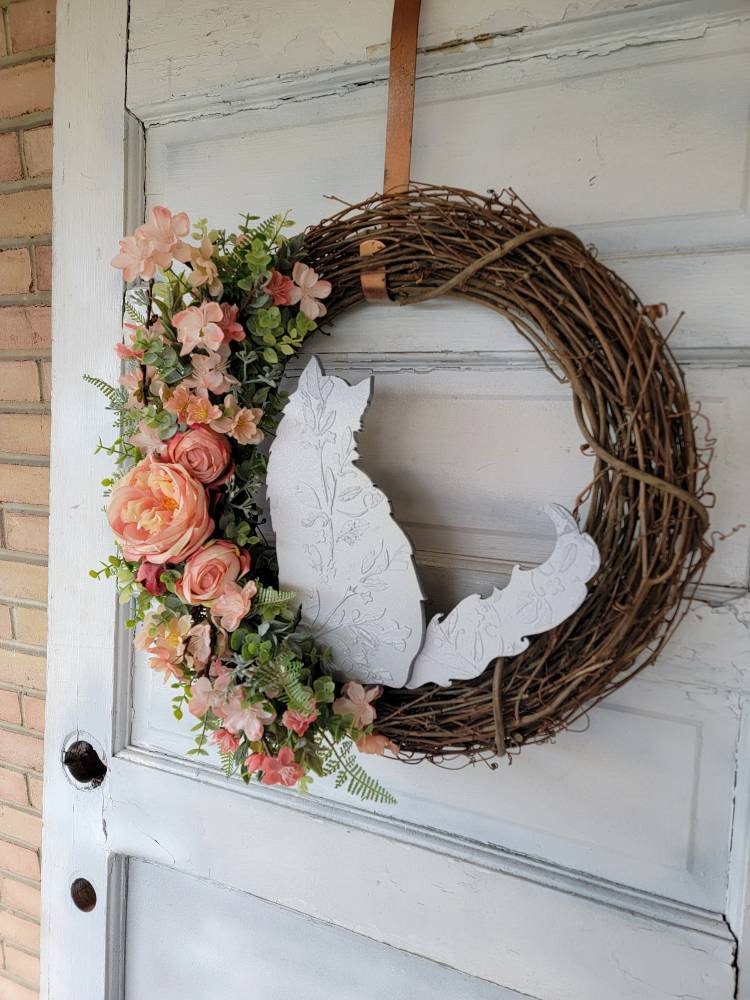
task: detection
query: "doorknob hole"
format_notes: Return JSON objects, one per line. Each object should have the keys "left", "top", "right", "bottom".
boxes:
{"left": 63, "top": 740, "right": 107, "bottom": 787}
{"left": 70, "top": 877, "right": 97, "bottom": 912}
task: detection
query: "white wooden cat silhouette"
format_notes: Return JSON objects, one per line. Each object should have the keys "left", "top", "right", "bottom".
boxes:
{"left": 266, "top": 356, "right": 425, "bottom": 686}
{"left": 267, "top": 356, "right": 600, "bottom": 690}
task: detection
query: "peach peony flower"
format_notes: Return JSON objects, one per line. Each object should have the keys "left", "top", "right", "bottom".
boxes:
{"left": 107, "top": 457, "right": 213, "bottom": 565}
{"left": 259, "top": 747, "right": 305, "bottom": 787}
{"left": 135, "top": 206, "right": 191, "bottom": 269}
{"left": 288, "top": 262, "right": 331, "bottom": 320}
{"left": 210, "top": 580, "right": 257, "bottom": 631}
{"left": 182, "top": 351, "right": 237, "bottom": 397}
{"left": 212, "top": 728, "right": 241, "bottom": 753}
{"left": 188, "top": 237, "right": 222, "bottom": 297}
{"left": 172, "top": 302, "right": 225, "bottom": 357}
{"left": 332, "top": 682, "right": 382, "bottom": 728}
{"left": 165, "top": 426, "right": 232, "bottom": 485}
{"left": 282, "top": 707, "right": 319, "bottom": 737}
{"left": 356, "top": 733, "right": 400, "bottom": 756}
{"left": 216, "top": 693, "right": 275, "bottom": 741}
{"left": 264, "top": 270, "right": 295, "bottom": 306}
{"left": 176, "top": 539, "right": 250, "bottom": 605}
{"left": 217, "top": 303, "right": 245, "bottom": 345}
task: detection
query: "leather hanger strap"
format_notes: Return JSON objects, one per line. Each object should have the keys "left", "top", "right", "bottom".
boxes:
{"left": 361, "top": 0, "right": 422, "bottom": 302}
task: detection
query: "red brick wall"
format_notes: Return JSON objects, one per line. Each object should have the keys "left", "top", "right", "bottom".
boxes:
{"left": 0, "top": 1, "right": 55, "bottom": 996}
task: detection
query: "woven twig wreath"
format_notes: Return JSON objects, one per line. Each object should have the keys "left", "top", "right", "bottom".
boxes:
{"left": 303, "top": 184, "right": 712, "bottom": 761}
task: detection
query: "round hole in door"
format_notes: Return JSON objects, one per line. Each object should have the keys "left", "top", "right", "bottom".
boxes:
{"left": 70, "top": 877, "right": 97, "bottom": 912}
{"left": 62, "top": 739, "right": 107, "bottom": 787}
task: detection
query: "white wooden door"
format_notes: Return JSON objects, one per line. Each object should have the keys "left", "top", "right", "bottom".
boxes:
{"left": 43, "top": 1, "right": 750, "bottom": 997}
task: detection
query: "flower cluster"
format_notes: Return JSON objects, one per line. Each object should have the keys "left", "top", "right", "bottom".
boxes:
{"left": 90, "top": 207, "right": 398, "bottom": 803}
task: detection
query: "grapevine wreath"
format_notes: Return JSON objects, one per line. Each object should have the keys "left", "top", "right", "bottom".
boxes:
{"left": 91, "top": 186, "right": 711, "bottom": 803}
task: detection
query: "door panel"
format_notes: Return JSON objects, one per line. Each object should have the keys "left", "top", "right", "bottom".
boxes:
{"left": 43, "top": 2, "right": 750, "bottom": 998}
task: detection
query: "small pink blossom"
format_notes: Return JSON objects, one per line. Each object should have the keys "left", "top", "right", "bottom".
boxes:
{"left": 182, "top": 351, "right": 237, "bottom": 396}
{"left": 259, "top": 747, "right": 305, "bottom": 787}
{"left": 210, "top": 657, "right": 233, "bottom": 690}
{"left": 265, "top": 270, "right": 295, "bottom": 306}
{"left": 212, "top": 728, "right": 241, "bottom": 754}
{"left": 217, "top": 303, "right": 245, "bottom": 345}
{"left": 187, "top": 675, "right": 215, "bottom": 718}
{"left": 282, "top": 707, "right": 319, "bottom": 737}
{"left": 111, "top": 234, "right": 157, "bottom": 283}
{"left": 172, "top": 302, "right": 225, "bottom": 357}
{"left": 216, "top": 693, "right": 275, "bottom": 741}
{"left": 356, "top": 733, "right": 400, "bottom": 756}
{"left": 211, "top": 580, "right": 258, "bottom": 632}
{"left": 135, "top": 612, "right": 193, "bottom": 680}
{"left": 185, "top": 395, "right": 222, "bottom": 426}
{"left": 288, "top": 262, "right": 331, "bottom": 320}
{"left": 187, "top": 621, "right": 213, "bottom": 669}
{"left": 130, "top": 420, "right": 167, "bottom": 455}
{"left": 188, "top": 237, "right": 222, "bottom": 297}
{"left": 245, "top": 752, "right": 266, "bottom": 774}
{"left": 332, "top": 682, "right": 382, "bottom": 729}
{"left": 209, "top": 395, "right": 264, "bottom": 445}
{"left": 135, "top": 206, "right": 191, "bottom": 269}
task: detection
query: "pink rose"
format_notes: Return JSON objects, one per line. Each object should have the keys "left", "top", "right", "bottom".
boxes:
{"left": 282, "top": 707, "right": 319, "bottom": 737}
{"left": 175, "top": 540, "right": 250, "bottom": 605}
{"left": 165, "top": 426, "right": 233, "bottom": 485}
{"left": 136, "top": 561, "right": 166, "bottom": 596}
{"left": 107, "top": 457, "right": 213, "bottom": 565}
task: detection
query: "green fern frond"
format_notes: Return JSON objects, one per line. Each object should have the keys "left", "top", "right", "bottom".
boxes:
{"left": 326, "top": 740, "right": 396, "bottom": 805}
{"left": 219, "top": 750, "right": 236, "bottom": 778}
{"left": 124, "top": 301, "right": 147, "bottom": 326}
{"left": 256, "top": 585, "right": 297, "bottom": 608}
{"left": 83, "top": 374, "right": 127, "bottom": 405}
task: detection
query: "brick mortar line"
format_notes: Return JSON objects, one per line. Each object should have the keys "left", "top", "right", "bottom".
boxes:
{"left": 0, "top": 291, "right": 50, "bottom": 306}
{"left": 0, "top": 901, "right": 39, "bottom": 926}
{"left": 0, "top": 827, "right": 41, "bottom": 854}
{"left": 0, "top": 111, "right": 52, "bottom": 136}
{"left": 0, "top": 598, "right": 45, "bottom": 612}
{"left": 0, "top": 402, "right": 50, "bottom": 413}
{"left": 0, "top": 452, "right": 50, "bottom": 466}
{"left": 0, "top": 45, "right": 54, "bottom": 70}
{"left": 0, "top": 175, "right": 51, "bottom": 195}
{"left": 0, "top": 967, "right": 40, "bottom": 993}
{"left": 0, "top": 871, "right": 41, "bottom": 893}
{"left": 0, "top": 354, "right": 51, "bottom": 364}
{"left": 0, "top": 685, "right": 44, "bottom": 702}
{"left": 0, "top": 797, "right": 42, "bottom": 820}
{"left": 0, "top": 719, "right": 42, "bottom": 740}
{"left": 0, "top": 235, "right": 51, "bottom": 251}
{"left": 0, "top": 757, "right": 42, "bottom": 779}
{"left": 0, "top": 639, "right": 46, "bottom": 661}
{"left": 0, "top": 504, "right": 48, "bottom": 516}
{"left": 0, "top": 549, "right": 48, "bottom": 566}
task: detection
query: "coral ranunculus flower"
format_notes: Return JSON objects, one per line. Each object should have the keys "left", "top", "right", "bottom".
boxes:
{"left": 165, "top": 426, "right": 233, "bottom": 485}
{"left": 175, "top": 539, "right": 250, "bottom": 605}
{"left": 107, "top": 457, "right": 213, "bottom": 565}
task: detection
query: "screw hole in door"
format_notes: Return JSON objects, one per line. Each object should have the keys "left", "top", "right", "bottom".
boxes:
{"left": 70, "top": 878, "right": 97, "bottom": 912}
{"left": 62, "top": 740, "right": 107, "bottom": 787}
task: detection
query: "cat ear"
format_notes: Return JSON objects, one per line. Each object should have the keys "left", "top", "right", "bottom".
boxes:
{"left": 298, "top": 354, "right": 324, "bottom": 394}
{"left": 351, "top": 373, "right": 373, "bottom": 413}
